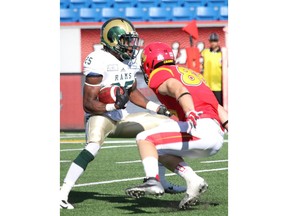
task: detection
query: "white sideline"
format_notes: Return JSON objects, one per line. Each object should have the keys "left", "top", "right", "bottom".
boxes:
{"left": 201, "top": 159, "right": 228, "bottom": 164}
{"left": 60, "top": 144, "right": 136, "bottom": 152}
{"left": 73, "top": 167, "right": 228, "bottom": 188}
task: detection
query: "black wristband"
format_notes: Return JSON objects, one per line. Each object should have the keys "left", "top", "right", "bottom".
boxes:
{"left": 222, "top": 120, "right": 228, "bottom": 128}
{"left": 177, "top": 92, "right": 191, "bottom": 102}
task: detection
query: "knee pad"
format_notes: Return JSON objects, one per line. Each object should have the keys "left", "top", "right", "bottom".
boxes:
{"left": 73, "top": 149, "right": 95, "bottom": 170}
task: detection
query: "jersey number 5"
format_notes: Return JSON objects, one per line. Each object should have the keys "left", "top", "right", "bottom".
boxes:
{"left": 85, "top": 56, "right": 93, "bottom": 65}
{"left": 177, "top": 66, "right": 206, "bottom": 86}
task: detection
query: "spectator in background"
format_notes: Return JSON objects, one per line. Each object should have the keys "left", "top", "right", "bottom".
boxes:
{"left": 201, "top": 33, "right": 223, "bottom": 105}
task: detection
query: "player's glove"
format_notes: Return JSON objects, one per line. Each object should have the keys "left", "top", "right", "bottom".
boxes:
{"left": 115, "top": 87, "right": 129, "bottom": 109}
{"left": 186, "top": 110, "right": 203, "bottom": 128}
{"left": 157, "top": 105, "right": 172, "bottom": 117}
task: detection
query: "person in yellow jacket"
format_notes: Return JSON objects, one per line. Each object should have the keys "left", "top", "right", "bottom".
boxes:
{"left": 201, "top": 33, "right": 223, "bottom": 105}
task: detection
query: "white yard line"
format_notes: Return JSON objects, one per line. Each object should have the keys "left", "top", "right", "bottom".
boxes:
{"left": 60, "top": 148, "right": 83, "bottom": 152}
{"left": 116, "top": 160, "right": 141, "bottom": 164}
{"left": 101, "top": 145, "right": 136, "bottom": 149}
{"left": 74, "top": 167, "right": 228, "bottom": 188}
{"left": 61, "top": 139, "right": 227, "bottom": 145}
{"left": 60, "top": 139, "right": 227, "bottom": 151}
{"left": 60, "top": 133, "right": 85, "bottom": 137}
{"left": 60, "top": 144, "right": 137, "bottom": 152}
{"left": 200, "top": 159, "right": 228, "bottom": 164}
{"left": 116, "top": 159, "right": 228, "bottom": 165}
{"left": 104, "top": 140, "right": 135, "bottom": 144}
{"left": 60, "top": 160, "right": 71, "bottom": 163}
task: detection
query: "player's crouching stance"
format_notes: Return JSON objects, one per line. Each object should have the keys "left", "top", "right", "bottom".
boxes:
{"left": 60, "top": 19, "right": 173, "bottom": 209}
{"left": 125, "top": 42, "right": 228, "bottom": 209}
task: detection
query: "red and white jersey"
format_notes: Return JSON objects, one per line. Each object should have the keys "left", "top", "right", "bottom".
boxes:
{"left": 148, "top": 65, "right": 220, "bottom": 123}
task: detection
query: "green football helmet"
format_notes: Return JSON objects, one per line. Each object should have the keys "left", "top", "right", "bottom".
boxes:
{"left": 101, "top": 18, "right": 140, "bottom": 60}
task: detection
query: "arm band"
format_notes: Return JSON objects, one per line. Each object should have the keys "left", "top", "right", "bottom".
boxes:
{"left": 106, "top": 104, "right": 116, "bottom": 112}
{"left": 146, "top": 101, "right": 160, "bottom": 112}
{"left": 177, "top": 92, "right": 191, "bottom": 102}
{"left": 85, "top": 82, "right": 102, "bottom": 87}
{"left": 222, "top": 120, "right": 228, "bottom": 128}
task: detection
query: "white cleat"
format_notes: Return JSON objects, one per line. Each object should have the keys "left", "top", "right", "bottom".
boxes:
{"left": 178, "top": 176, "right": 208, "bottom": 210}
{"left": 161, "top": 181, "right": 187, "bottom": 194}
{"left": 60, "top": 200, "right": 74, "bottom": 209}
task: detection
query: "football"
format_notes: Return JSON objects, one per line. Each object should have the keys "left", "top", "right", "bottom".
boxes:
{"left": 98, "top": 86, "right": 124, "bottom": 104}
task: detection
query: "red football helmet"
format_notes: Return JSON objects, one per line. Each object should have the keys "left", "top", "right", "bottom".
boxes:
{"left": 141, "top": 42, "right": 175, "bottom": 84}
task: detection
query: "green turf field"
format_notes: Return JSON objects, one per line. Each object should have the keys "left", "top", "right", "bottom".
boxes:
{"left": 60, "top": 132, "right": 228, "bottom": 216}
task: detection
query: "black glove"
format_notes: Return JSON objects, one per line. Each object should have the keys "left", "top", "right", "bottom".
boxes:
{"left": 157, "top": 105, "right": 172, "bottom": 117}
{"left": 115, "top": 87, "right": 129, "bottom": 109}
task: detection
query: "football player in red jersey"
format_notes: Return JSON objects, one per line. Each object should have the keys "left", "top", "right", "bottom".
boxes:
{"left": 126, "top": 42, "right": 228, "bottom": 209}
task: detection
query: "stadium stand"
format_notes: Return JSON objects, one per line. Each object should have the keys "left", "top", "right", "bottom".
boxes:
{"left": 79, "top": 8, "right": 102, "bottom": 22}
{"left": 60, "top": 0, "right": 69, "bottom": 8}
{"left": 125, "top": 7, "right": 149, "bottom": 22}
{"left": 182, "top": 0, "right": 205, "bottom": 7}
{"left": 60, "top": 0, "right": 228, "bottom": 22}
{"left": 196, "top": 6, "right": 218, "bottom": 20}
{"left": 206, "top": 0, "right": 227, "bottom": 7}
{"left": 90, "top": 0, "right": 114, "bottom": 8}
{"left": 114, "top": 0, "right": 136, "bottom": 8}
{"left": 219, "top": 6, "right": 228, "bottom": 20}
{"left": 160, "top": 0, "right": 184, "bottom": 7}
{"left": 60, "top": 8, "right": 79, "bottom": 22}
{"left": 136, "top": 0, "right": 160, "bottom": 8}
{"left": 172, "top": 7, "right": 196, "bottom": 21}
{"left": 101, "top": 8, "right": 125, "bottom": 21}
{"left": 148, "top": 7, "right": 172, "bottom": 21}
{"left": 69, "top": 0, "right": 91, "bottom": 9}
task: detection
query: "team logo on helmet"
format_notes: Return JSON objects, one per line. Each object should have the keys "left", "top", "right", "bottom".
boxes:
{"left": 101, "top": 18, "right": 140, "bottom": 60}
{"left": 141, "top": 52, "right": 147, "bottom": 63}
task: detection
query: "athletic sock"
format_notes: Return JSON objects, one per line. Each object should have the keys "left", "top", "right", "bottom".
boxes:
{"left": 60, "top": 143, "right": 100, "bottom": 200}
{"left": 174, "top": 161, "right": 198, "bottom": 189}
{"left": 61, "top": 163, "right": 84, "bottom": 200}
{"left": 158, "top": 163, "right": 167, "bottom": 186}
{"left": 142, "top": 156, "right": 159, "bottom": 181}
